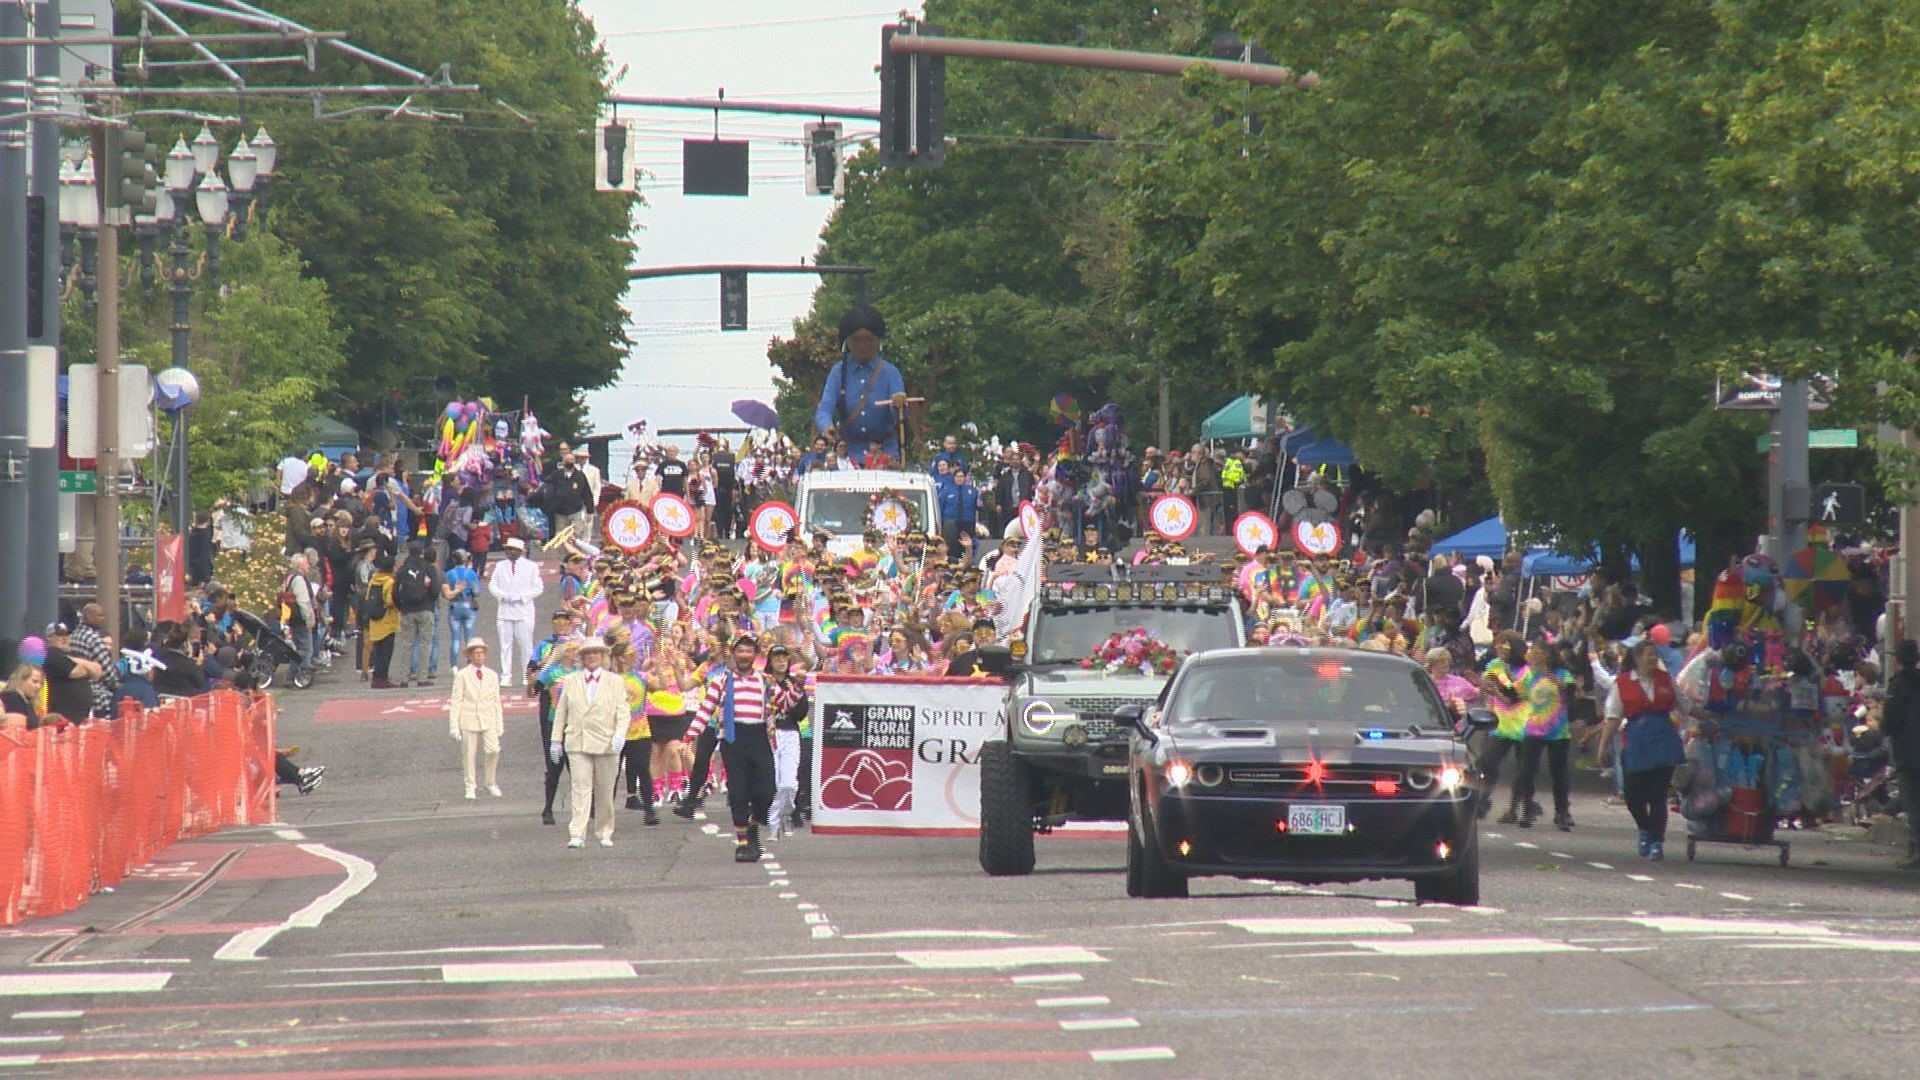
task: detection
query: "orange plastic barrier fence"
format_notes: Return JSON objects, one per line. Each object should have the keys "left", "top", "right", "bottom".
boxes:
{"left": 0, "top": 690, "right": 277, "bottom": 927}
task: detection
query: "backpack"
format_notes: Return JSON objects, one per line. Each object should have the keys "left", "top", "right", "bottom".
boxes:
{"left": 358, "top": 581, "right": 389, "bottom": 622}
{"left": 395, "top": 563, "right": 431, "bottom": 607}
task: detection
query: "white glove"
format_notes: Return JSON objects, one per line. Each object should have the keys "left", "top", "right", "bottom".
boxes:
{"left": 449, "top": 728, "right": 462, "bottom": 742}
{"left": 548, "top": 741, "right": 563, "bottom": 765}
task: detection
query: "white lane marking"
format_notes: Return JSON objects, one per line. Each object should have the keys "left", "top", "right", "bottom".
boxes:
{"left": 0, "top": 1037, "right": 61, "bottom": 1046}
{"left": 1356, "top": 938, "right": 1590, "bottom": 957}
{"left": 1484, "top": 832, "right": 1504, "bottom": 839}
{"left": 1458, "top": 907, "right": 1505, "bottom": 916}
{"left": 763, "top": 863, "right": 783, "bottom": 872}
{"left": 1673, "top": 883, "right": 1705, "bottom": 890}
{"left": 285, "top": 964, "right": 441, "bottom": 974}
{"left": 839, "top": 930, "right": 1029, "bottom": 940}
{"left": 778, "top": 892, "right": 799, "bottom": 899}
{"left": 214, "top": 843, "right": 377, "bottom": 962}
{"left": 270, "top": 978, "right": 440, "bottom": 988}
{"left": 897, "top": 946, "right": 1105, "bottom": 970}
{"left": 1588, "top": 862, "right": 1614, "bottom": 870}
{"left": 770, "top": 878, "right": 791, "bottom": 887}
{"left": 1013, "top": 973, "right": 1084, "bottom": 985}
{"left": 743, "top": 963, "right": 908, "bottom": 974}
{"left": 810, "top": 926, "right": 837, "bottom": 939}
{"left": 0, "top": 1056, "right": 41, "bottom": 1068}
{"left": 1089, "top": 1047, "right": 1175, "bottom": 1063}
{"left": 441, "top": 960, "right": 638, "bottom": 984}
{"left": 1512, "top": 841, "right": 1539, "bottom": 850}
{"left": 1753, "top": 938, "right": 1920, "bottom": 953}
{"left": 1061, "top": 1017, "right": 1141, "bottom": 1032}
{"left": 795, "top": 903, "right": 818, "bottom": 911}
{"left": 1549, "top": 851, "right": 1573, "bottom": 859}
{"left": 30, "top": 958, "right": 188, "bottom": 967}
{"left": 1037, "top": 995, "right": 1111, "bottom": 1008}
{"left": 1721, "top": 893, "right": 1753, "bottom": 902}
{"left": 335, "top": 945, "right": 603, "bottom": 957}
{"left": 1543, "top": 1004, "right": 1711, "bottom": 1016}
{"left": 1598, "top": 947, "right": 1658, "bottom": 953}
{"left": 1224, "top": 918, "right": 1413, "bottom": 936}
{"left": 804, "top": 913, "right": 830, "bottom": 925}
{"left": 273, "top": 828, "right": 307, "bottom": 841}
{"left": 1622, "top": 918, "right": 1835, "bottom": 937}
{"left": 10, "top": 1011, "right": 82, "bottom": 1021}
{"left": 0, "top": 973, "right": 171, "bottom": 996}
{"left": 1625, "top": 874, "right": 1655, "bottom": 882}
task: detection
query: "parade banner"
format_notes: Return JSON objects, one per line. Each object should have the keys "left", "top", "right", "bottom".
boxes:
{"left": 751, "top": 501, "right": 797, "bottom": 552}
{"left": 811, "top": 676, "right": 1007, "bottom": 836}
{"left": 1292, "top": 518, "right": 1343, "bottom": 557}
{"left": 602, "top": 500, "right": 653, "bottom": 553}
{"left": 1233, "top": 511, "right": 1277, "bottom": 556}
{"left": 649, "top": 493, "right": 696, "bottom": 538}
{"left": 1148, "top": 494, "right": 1197, "bottom": 541}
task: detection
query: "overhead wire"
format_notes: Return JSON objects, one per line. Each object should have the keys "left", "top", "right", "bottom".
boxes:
{"left": 600, "top": 11, "right": 904, "bottom": 38}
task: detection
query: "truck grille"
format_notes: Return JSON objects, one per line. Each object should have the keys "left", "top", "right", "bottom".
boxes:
{"left": 1228, "top": 766, "right": 1402, "bottom": 791}
{"left": 1064, "top": 696, "right": 1145, "bottom": 718}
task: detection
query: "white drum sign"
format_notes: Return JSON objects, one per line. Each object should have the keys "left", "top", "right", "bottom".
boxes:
{"left": 751, "top": 501, "right": 798, "bottom": 553}
{"left": 1148, "top": 494, "right": 1198, "bottom": 541}
{"left": 603, "top": 501, "right": 654, "bottom": 553}
{"left": 1018, "top": 500, "right": 1043, "bottom": 541}
{"left": 1292, "top": 518, "right": 1343, "bottom": 557}
{"left": 650, "top": 493, "right": 696, "bottom": 538}
{"left": 1234, "top": 511, "right": 1278, "bottom": 555}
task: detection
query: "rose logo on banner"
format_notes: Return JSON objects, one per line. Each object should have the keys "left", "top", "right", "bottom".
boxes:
{"left": 818, "top": 703, "right": 915, "bottom": 812}
{"left": 1018, "top": 500, "right": 1043, "bottom": 541}
{"left": 602, "top": 500, "right": 653, "bottom": 554}
{"left": 1233, "top": 511, "right": 1278, "bottom": 556}
{"left": 649, "top": 493, "right": 696, "bottom": 538}
{"left": 1292, "top": 518, "right": 1343, "bottom": 557}
{"left": 1149, "top": 494, "right": 1198, "bottom": 541}
{"left": 750, "top": 501, "right": 798, "bottom": 553}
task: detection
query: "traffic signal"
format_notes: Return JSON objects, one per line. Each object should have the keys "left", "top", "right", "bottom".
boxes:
{"left": 112, "top": 129, "right": 158, "bottom": 216}
{"left": 804, "top": 122, "right": 843, "bottom": 196}
{"left": 594, "top": 119, "right": 636, "bottom": 192}
{"left": 1210, "top": 32, "right": 1272, "bottom": 136}
{"left": 719, "top": 270, "right": 748, "bottom": 331}
{"left": 879, "top": 22, "right": 945, "bottom": 168}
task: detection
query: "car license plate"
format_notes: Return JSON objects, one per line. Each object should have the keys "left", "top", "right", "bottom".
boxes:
{"left": 1288, "top": 804, "right": 1346, "bottom": 836}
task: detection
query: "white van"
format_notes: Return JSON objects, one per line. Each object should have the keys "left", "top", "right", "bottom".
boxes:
{"left": 795, "top": 469, "right": 942, "bottom": 556}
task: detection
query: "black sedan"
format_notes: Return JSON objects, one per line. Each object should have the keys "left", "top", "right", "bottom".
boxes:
{"left": 1120, "top": 648, "right": 1487, "bottom": 905}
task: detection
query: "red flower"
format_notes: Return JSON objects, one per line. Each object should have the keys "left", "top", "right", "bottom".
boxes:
{"left": 820, "top": 749, "right": 913, "bottom": 811}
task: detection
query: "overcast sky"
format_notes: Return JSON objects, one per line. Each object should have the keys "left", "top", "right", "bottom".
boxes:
{"left": 574, "top": 3, "right": 922, "bottom": 473}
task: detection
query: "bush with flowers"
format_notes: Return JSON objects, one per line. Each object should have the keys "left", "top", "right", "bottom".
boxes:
{"left": 1081, "top": 627, "right": 1183, "bottom": 676}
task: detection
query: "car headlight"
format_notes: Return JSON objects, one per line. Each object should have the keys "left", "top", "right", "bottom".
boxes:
{"left": 1021, "top": 700, "right": 1061, "bottom": 736}
{"left": 1163, "top": 761, "right": 1193, "bottom": 789}
{"left": 1437, "top": 766, "right": 1464, "bottom": 792}
{"left": 1061, "top": 724, "right": 1089, "bottom": 749}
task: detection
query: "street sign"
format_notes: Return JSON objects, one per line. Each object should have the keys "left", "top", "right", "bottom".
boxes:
{"left": 1812, "top": 483, "right": 1864, "bottom": 525}
{"left": 58, "top": 470, "right": 96, "bottom": 494}
{"left": 1755, "top": 428, "right": 1858, "bottom": 453}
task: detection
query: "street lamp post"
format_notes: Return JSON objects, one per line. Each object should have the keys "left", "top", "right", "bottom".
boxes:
{"left": 249, "top": 127, "right": 277, "bottom": 226}
{"left": 226, "top": 137, "right": 256, "bottom": 241}
{"left": 196, "top": 171, "right": 229, "bottom": 287}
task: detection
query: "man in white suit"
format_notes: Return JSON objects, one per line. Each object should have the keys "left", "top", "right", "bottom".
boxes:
{"left": 486, "top": 537, "right": 543, "bottom": 685}
{"left": 448, "top": 638, "right": 505, "bottom": 800}
{"left": 549, "top": 636, "right": 624, "bottom": 848}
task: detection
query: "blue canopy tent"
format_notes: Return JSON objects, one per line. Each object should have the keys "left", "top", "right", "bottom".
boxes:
{"left": 1430, "top": 516, "right": 1506, "bottom": 560}
{"left": 1293, "top": 436, "right": 1356, "bottom": 468}
{"left": 1521, "top": 533, "right": 1696, "bottom": 577}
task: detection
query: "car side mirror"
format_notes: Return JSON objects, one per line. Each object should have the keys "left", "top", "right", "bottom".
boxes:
{"left": 1116, "top": 702, "right": 1157, "bottom": 745}
{"left": 1463, "top": 708, "right": 1499, "bottom": 732}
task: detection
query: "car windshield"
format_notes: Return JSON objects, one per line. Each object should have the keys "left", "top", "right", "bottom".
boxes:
{"left": 1030, "top": 607, "right": 1237, "bottom": 665}
{"left": 804, "top": 489, "right": 933, "bottom": 535}
{"left": 1165, "top": 653, "right": 1451, "bottom": 731}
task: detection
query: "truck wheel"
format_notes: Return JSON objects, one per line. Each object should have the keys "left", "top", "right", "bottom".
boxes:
{"left": 1414, "top": 829, "right": 1480, "bottom": 906}
{"left": 1129, "top": 813, "right": 1188, "bottom": 899}
{"left": 978, "top": 741, "right": 1035, "bottom": 876}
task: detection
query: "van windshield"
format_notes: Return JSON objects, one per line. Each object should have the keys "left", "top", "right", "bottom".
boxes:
{"left": 804, "top": 489, "right": 934, "bottom": 535}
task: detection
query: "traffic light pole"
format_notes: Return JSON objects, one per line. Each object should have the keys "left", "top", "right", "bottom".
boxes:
{"left": 27, "top": 0, "right": 63, "bottom": 634}
{"left": 92, "top": 124, "right": 123, "bottom": 645}
{"left": 0, "top": 3, "right": 28, "bottom": 661}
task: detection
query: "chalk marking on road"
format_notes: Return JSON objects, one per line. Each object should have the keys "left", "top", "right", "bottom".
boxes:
{"left": 810, "top": 926, "right": 837, "bottom": 939}
{"left": 273, "top": 828, "right": 307, "bottom": 841}
{"left": 1587, "top": 862, "right": 1614, "bottom": 870}
{"left": 770, "top": 878, "right": 791, "bottom": 887}
{"left": 1720, "top": 893, "right": 1753, "bottom": 902}
{"left": 795, "top": 903, "right": 818, "bottom": 911}
{"left": 1673, "top": 883, "right": 1705, "bottom": 890}
{"left": 763, "top": 863, "right": 782, "bottom": 872}
{"left": 840, "top": 930, "right": 1031, "bottom": 941}
{"left": 1512, "top": 841, "right": 1539, "bottom": 850}
{"left": 699, "top": 824, "right": 721, "bottom": 836}
{"left": 333, "top": 945, "right": 604, "bottom": 957}
{"left": 214, "top": 843, "right": 376, "bottom": 962}
{"left": 1088, "top": 1047, "right": 1175, "bottom": 1063}
{"left": 1036, "top": 995, "right": 1110, "bottom": 1008}
{"left": 1355, "top": 938, "right": 1590, "bottom": 957}
{"left": 804, "top": 913, "right": 830, "bottom": 925}
{"left": 899, "top": 946, "right": 1106, "bottom": 970}
{"left": 1550, "top": 852, "right": 1573, "bottom": 859}
{"left": 441, "top": 960, "right": 638, "bottom": 984}
{"left": 1012, "top": 973, "right": 1084, "bottom": 985}
{"left": 0, "top": 973, "right": 171, "bottom": 996}
{"left": 1625, "top": 874, "right": 1655, "bottom": 882}
{"left": 777, "top": 892, "right": 799, "bottom": 899}
{"left": 0, "top": 1056, "right": 41, "bottom": 1068}
{"left": 1223, "top": 918, "right": 1414, "bottom": 936}
{"left": 10, "top": 1011, "right": 82, "bottom": 1021}
{"left": 1061, "top": 1017, "right": 1141, "bottom": 1032}
{"left": 1542, "top": 1004, "right": 1711, "bottom": 1016}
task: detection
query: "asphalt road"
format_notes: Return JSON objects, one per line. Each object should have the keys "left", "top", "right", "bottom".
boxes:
{"left": 3, "top": 559, "right": 1917, "bottom": 1079}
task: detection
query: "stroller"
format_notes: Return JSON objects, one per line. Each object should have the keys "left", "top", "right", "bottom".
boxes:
{"left": 229, "top": 607, "right": 313, "bottom": 690}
